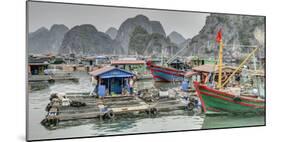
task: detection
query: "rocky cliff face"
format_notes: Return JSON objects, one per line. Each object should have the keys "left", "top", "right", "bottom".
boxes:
{"left": 128, "top": 26, "right": 179, "bottom": 56}
{"left": 28, "top": 24, "right": 69, "bottom": 54}
{"left": 179, "top": 38, "right": 191, "bottom": 49}
{"left": 168, "top": 31, "right": 186, "bottom": 45}
{"left": 115, "top": 15, "right": 166, "bottom": 54}
{"left": 186, "top": 14, "right": 265, "bottom": 59}
{"left": 31, "top": 15, "right": 168, "bottom": 56}
{"left": 59, "top": 24, "right": 123, "bottom": 55}
{"left": 31, "top": 14, "right": 264, "bottom": 58}
{"left": 105, "top": 27, "right": 118, "bottom": 39}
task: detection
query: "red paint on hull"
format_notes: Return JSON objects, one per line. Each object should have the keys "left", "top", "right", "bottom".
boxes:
{"left": 198, "top": 83, "right": 264, "bottom": 103}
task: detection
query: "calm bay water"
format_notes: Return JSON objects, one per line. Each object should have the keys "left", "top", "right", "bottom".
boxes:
{"left": 27, "top": 72, "right": 264, "bottom": 140}
{"left": 202, "top": 114, "right": 265, "bottom": 129}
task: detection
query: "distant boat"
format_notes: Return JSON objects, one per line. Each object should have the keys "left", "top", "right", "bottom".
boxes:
{"left": 193, "top": 81, "right": 265, "bottom": 113}
{"left": 149, "top": 64, "right": 185, "bottom": 82}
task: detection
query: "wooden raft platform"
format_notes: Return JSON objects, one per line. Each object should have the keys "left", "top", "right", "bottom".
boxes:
{"left": 41, "top": 91, "right": 193, "bottom": 127}
{"left": 29, "top": 75, "right": 79, "bottom": 82}
{"left": 42, "top": 95, "right": 153, "bottom": 126}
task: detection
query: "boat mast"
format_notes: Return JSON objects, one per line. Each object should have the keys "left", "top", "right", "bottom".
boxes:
{"left": 211, "top": 41, "right": 217, "bottom": 86}
{"left": 217, "top": 37, "right": 224, "bottom": 89}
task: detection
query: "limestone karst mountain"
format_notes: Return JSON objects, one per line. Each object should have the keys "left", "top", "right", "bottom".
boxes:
{"left": 28, "top": 24, "right": 69, "bottom": 54}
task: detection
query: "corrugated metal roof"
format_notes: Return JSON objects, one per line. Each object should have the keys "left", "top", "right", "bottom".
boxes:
{"left": 89, "top": 66, "right": 115, "bottom": 76}
{"left": 29, "top": 63, "right": 49, "bottom": 66}
{"left": 111, "top": 60, "right": 145, "bottom": 65}
{"left": 192, "top": 64, "right": 237, "bottom": 73}
{"left": 28, "top": 56, "right": 50, "bottom": 64}
{"left": 192, "top": 64, "right": 218, "bottom": 73}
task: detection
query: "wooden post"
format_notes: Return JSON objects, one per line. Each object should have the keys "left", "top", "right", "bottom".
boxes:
{"left": 217, "top": 41, "right": 224, "bottom": 89}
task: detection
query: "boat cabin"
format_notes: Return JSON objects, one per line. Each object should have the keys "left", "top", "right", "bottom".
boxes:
{"left": 192, "top": 64, "right": 241, "bottom": 84}
{"left": 168, "top": 58, "right": 188, "bottom": 71}
{"left": 90, "top": 66, "right": 135, "bottom": 96}
{"left": 188, "top": 56, "right": 216, "bottom": 67}
{"left": 146, "top": 57, "right": 164, "bottom": 66}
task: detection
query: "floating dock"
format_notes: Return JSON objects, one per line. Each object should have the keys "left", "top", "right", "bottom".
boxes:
{"left": 28, "top": 75, "right": 79, "bottom": 82}
{"left": 40, "top": 90, "right": 197, "bottom": 128}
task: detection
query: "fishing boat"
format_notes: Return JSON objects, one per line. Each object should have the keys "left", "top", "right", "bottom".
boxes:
{"left": 193, "top": 81, "right": 264, "bottom": 113}
{"left": 146, "top": 45, "right": 188, "bottom": 82}
{"left": 148, "top": 58, "right": 218, "bottom": 82}
{"left": 149, "top": 64, "right": 185, "bottom": 82}
{"left": 193, "top": 29, "right": 265, "bottom": 114}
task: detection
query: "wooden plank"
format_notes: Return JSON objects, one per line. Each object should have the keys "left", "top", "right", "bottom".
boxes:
{"left": 103, "top": 99, "right": 144, "bottom": 106}
{"left": 58, "top": 112, "right": 101, "bottom": 121}
{"left": 155, "top": 103, "right": 186, "bottom": 110}
{"left": 59, "top": 107, "right": 100, "bottom": 113}
{"left": 111, "top": 105, "right": 149, "bottom": 113}
{"left": 28, "top": 75, "right": 78, "bottom": 82}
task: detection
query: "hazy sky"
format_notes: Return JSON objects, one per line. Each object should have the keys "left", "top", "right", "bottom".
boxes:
{"left": 28, "top": 1, "right": 209, "bottom": 39}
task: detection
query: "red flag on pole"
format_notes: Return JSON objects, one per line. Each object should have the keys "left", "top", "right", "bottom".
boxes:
{"left": 216, "top": 29, "right": 222, "bottom": 43}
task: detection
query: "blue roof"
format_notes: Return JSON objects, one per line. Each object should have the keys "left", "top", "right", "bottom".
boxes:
{"left": 96, "top": 56, "right": 108, "bottom": 59}
{"left": 90, "top": 66, "right": 135, "bottom": 79}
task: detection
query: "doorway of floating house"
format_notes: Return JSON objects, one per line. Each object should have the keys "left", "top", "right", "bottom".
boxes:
{"left": 109, "top": 78, "right": 123, "bottom": 95}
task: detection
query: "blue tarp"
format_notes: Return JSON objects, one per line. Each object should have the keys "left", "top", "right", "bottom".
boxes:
{"left": 98, "top": 85, "right": 106, "bottom": 97}
{"left": 181, "top": 80, "right": 189, "bottom": 91}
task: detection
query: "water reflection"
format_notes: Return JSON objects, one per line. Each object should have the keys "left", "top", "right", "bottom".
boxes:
{"left": 202, "top": 114, "right": 265, "bottom": 129}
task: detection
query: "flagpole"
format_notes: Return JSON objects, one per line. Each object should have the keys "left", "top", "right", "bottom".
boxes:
{"left": 217, "top": 40, "right": 223, "bottom": 89}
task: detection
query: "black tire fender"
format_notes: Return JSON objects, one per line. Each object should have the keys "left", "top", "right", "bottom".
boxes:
{"left": 187, "top": 102, "right": 195, "bottom": 111}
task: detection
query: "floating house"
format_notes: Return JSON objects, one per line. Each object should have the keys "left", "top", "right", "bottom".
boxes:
{"left": 90, "top": 66, "right": 135, "bottom": 95}
{"left": 80, "top": 56, "right": 96, "bottom": 66}
{"left": 64, "top": 53, "right": 77, "bottom": 64}
{"left": 80, "top": 56, "right": 110, "bottom": 67}
{"left": 28, "top": 56, "right": 49, "bottom": 75}
{"left": 111, "top": 60, "right": 146, "bottom": 72}
{"left": 50, "top": 56, "right": 65, "bottom": 64}
{"left": 95, "top": 56, "right": 110, "bottom": 65}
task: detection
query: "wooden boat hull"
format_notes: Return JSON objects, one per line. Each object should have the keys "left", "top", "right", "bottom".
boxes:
{"left": 150, "top": 65, "right": 185, "bottom": 82}
{"left": 193, "top": 81, "right": 265, "bottom": 113}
